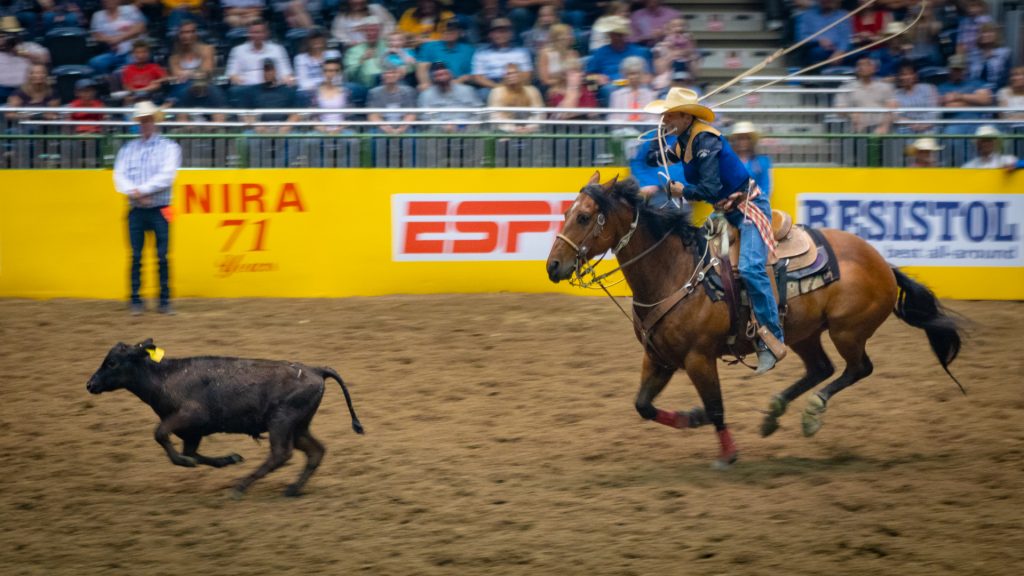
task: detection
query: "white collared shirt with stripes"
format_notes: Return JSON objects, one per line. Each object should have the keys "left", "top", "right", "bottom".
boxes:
{"left": 112, "top": 133, "right": 182, "bottom": 208}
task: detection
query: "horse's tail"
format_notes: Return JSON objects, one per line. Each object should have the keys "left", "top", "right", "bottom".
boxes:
{"left": 891, "top": 267, "right": 966, "bottom": 395}
{"left": 317, "top": 367, "right": 365, "bottom": 435}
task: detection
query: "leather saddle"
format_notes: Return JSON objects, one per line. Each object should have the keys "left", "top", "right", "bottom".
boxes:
{"left": 710, "top": 209, "right": 818, "bottom": 272}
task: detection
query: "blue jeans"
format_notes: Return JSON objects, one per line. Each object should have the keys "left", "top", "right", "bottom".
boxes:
{"left": 128, "top": 207, "right": 170, "bottom": 305}
{"left": 725, "top": 193, "right": 783, "bottom": 342}
{"left": 88, "top": 52, "right": 129, "bottom": 75}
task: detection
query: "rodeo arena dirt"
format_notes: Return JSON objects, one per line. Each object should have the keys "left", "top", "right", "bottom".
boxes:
{"left": 3, "top": 0, "right": 1024, "bottom": 574}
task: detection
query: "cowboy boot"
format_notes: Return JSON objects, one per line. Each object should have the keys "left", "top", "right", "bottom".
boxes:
{"left": 755, "top": 348, "right": 777, "bottom": 375}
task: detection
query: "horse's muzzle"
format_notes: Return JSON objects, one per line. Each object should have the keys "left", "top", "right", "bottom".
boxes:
{"left": 546, "top": 260, "right": 562, "bottom": 283}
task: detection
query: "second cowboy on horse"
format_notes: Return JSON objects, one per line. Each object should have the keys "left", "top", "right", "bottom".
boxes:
{"left": 642, "top": 87, "right": 786, "bottom": 374}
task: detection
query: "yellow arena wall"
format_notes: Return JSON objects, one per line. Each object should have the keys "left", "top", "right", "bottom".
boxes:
{"left": 0, "top": 168, "right": 1021, "bottom": 300}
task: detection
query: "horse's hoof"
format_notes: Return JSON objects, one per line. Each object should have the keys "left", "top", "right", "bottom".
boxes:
{"left": 768, "top": 394, "right": 788, "bottom": 418}
{"left": 229, "top": 488, "right": 246, "bottom": 500}
{"left": 176, "top": 455, "right": 197, "bottom": 467}
{"left": 760, "top": 415, "right": 780, "bottom": 437}
{"left": 802, "top": 395, "right": 827, "bottom": 437}
{"left": 711, "top": 455, "right": 737, "bottom": 470}
{"left": 283, "top": 484, "right": 302, "bottom": 498}
{"left": 687, "top": 407, "right": 709, "bottom": 428}
{"left": 228, "top": 453, "right": 244, "bottom": 464}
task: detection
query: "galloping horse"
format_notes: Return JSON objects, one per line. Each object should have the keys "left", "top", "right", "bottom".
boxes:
{"left": 546, "top": 172, "right": 963, "bottom": 468}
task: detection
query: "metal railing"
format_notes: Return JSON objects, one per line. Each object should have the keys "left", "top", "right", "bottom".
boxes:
{"left": 3, "top": 104, "right": 1023, "bottom": 169}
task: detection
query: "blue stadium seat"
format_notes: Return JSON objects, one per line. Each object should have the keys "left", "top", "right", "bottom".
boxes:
{"left": 45, "top": 27, "right": 90, "bottom": 67}
{"left": 52, "top": 65, "right": 95, "bottom": 103}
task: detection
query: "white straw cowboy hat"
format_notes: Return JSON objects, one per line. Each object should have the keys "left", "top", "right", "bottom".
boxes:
{"left": 131, "top": 101, "right": 165, "bottom": 122}
{"left": 0, "top": 15, "right": 24, "bottom": 33}
{"left": 595, "top": 15, "right": 631, "bottom": 36}
{"left": 643, "top": 87, "right": 715, "bottom": 122}
{"left": 729, "top": 121, "right": 760, "bottom": 142}
{"left": 975, "top": 124, "right": 1001, "bottom": 138}
{"left": 908, "top": 137, "right": 944, "bottom": 153}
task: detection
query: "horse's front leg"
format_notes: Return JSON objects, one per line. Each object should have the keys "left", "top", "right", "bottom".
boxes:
{"left": 684, "top": 351, "right": 737, "bottom": 468}
{"left": 635, "top": 352, "right": 708, "bottom": 430}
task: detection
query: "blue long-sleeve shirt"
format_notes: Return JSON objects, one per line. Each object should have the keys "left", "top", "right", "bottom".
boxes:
{"left": 796, "top": 7, "right": 852, "bottom": 53}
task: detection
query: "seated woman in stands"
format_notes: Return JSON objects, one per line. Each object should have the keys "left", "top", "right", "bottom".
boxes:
{"left": 546, "top": 58, "right": 598, "bottom": 120}
{"left": 537, "top": 23, "right": 580, "bottom": 90}
{"left": 168, "top": 21, "right": 214, "bottom": 101}
{"left": 488, "top": 63, "right": 544, "bottom": 134}
{"left": 5, "top": 64, "right": 60, "bottom": 125}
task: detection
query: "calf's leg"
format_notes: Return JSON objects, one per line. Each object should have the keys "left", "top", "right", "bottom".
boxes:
{"left": 232, "top": 421, "right": 294, "bottom": 497}
{"left": 182, "top": 435, "right": 245, "bottom": 468}
{"left": 284, "top": 430, "right": 325, "bottom": 497}
{"left": 154, "top": 415, "right": 198, "bottom": 467}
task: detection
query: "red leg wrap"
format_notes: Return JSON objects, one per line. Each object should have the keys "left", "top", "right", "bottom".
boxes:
{"left": 654, "top": 409, "right": 689, "bottom": 429}
{"left": 717, "top": 428, "right": 738, "bottom": 462}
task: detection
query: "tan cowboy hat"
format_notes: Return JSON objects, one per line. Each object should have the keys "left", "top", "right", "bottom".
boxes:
{"left": 729, "top": 121, "right": 760, "bottom": 142}
{"left": 131, "top": 101, "right": 165, "bottom": 122}
{"left": 0, "top": 15, "right": 24, "bottom": 33}
{"left": 643, "top": 87, "right": 715, "bottom": 122}
{"left": 595, "top": 15, "right": 631, "bottom": 36}
{"left": 908, "top": 137, "right": 943, "bottom": 153}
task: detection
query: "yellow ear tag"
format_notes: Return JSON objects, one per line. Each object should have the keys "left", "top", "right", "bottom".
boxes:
{"left": 147, "top": 347, "right": 165, "bottom": 363}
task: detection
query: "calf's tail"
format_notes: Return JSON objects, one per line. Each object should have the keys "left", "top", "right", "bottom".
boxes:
{"left": 317, "top": 367, "right": 365, "bottom": 435}
{"left": 891, "top": 267, "right": 966, "bottom": 395}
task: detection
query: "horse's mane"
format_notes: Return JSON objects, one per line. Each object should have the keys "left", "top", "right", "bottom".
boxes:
{"left": 586, "top": 177, "right": 700, "bottom": 246}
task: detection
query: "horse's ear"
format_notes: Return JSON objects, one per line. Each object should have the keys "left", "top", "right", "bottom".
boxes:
{"left": 603, "top": 173, "right": 620, "bottom": 191}
{"left": 587, "top": 171, "right": 601, "bottom": 186}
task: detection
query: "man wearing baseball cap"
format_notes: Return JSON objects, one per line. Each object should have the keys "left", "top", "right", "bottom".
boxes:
{"left": 416, "top": 18, "right": 475, "bottom": 90}
{"left": 113, "top": 102, "right": 182, "bottom": 315}
{"left": 418, "top": 61, "right": 482, "bottom": 130}
{"left": 69, "top": 78, "right": 105, "bottom": 134}
{"left": 938, "top": 53, "right": 994, "bottom": 135}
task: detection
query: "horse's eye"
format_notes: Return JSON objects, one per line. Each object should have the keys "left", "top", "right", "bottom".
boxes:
{"left": 576, "top": 213, "right": 591, "bottom": 225}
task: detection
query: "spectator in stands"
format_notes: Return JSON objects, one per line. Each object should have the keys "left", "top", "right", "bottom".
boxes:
{"left": 4, "top": 63, "right": 59, "bottom": 121}
{"left": 520, "top": 4, "right": 559, "bottom": 54}
{"left": 546, "top": 58, "right": 598, "bottom": 119}
{"left": 488, "top": 62, "right": 543, "bottom": 133}
{"left": 630, "top": 0, "right": 680, "bottom": 47}
{"left": 88, "top": 0, "right": 146, "bottom": 74}
{"left": 168, "top": 20, "right": 214, "bottom": 100}
{"left": 470, "top": 18, "right": 532, "bottom": 98}
{"left": 907, "top": 137, "right": 942, "bottom": 167}
{"left": 968, "top": 23, "right": 1011, "bottom": 89}
{"left": 332, "top": 0, "right": 395, "bottom": 47}
{"left": 241, "top": 59, "right": 302, "bottom": 134}
{"left": 851, "top": 0, "right": 891, "bottom": 50}
{"left": 796, "top": 0, "right": 852, "bottom": 68}
{"left": 962, "top": 125, "right": 1017, "bottom": 168}
{"left": 314, "top": 58, "right": 349, "bottom": 133}
{"left": 955, "top": 0, "right": 992, "bottom": 56}
{"left": 729, "top": 121, "right": 772, "bottom": 197}
{"left": 294, "top": 28, "right": 338, "bottom": 94}
{"left": 585, "top": 15, "right": 652, "bottom": 105}
{"left": 162, "top": 1, "right": 203, "bottom": 32}
{"left": 0, "top": 17, "right": 48, "bottom": 65}
{"left": 397, "top": 0, "right": 455, "bottom": 49}
{"left": 344, "top": 17, "right": 387, "bottom": 88}
{"left": 367, "top": 61, "right": 417, "bottom": 134}
{"left": 651, "top": 19, "right": 698, "bottom": 90}
{"left": 938, "top": 53, "right": 993, "bottom": 134}
{"left": 173, "top": 71, "right": 228, "bottom": 123}
{"left": 656, "top": 60, "right": 701, "bottom": 98}
{"left": 890, "top": 62, "right": 939, "bottom": 134}
{"left": 0, "top": 27, "right": 31, "bottom": 102}
{"left": 418, "top": 61, "right": 481, "bottom": 131}
{"left": 608, "top": 56, "right": 656, "bottom": 128}
{"left": 836, "top": 56, "right": 894, "bottom": 134}
{"left": 227, "top": 20, "right": 293, "bottom": 88}
{"left": 997, "top": 67, "right": 1024, "bottom": 121}
{"left": 382, "top": 31, "right": 417, "bottom": 82}
{"left": 222, "top": 0, "right": 264, "bottom": 29}
{"left": 38, "top": 1, "right": 84, "bottom": 32}
{"left": 873, "top": 21, "right": 913, "bottom": 79}
{"left": 416, "top": 19, "right": 474, "bottom": 91}
{"left": 590, "top": 1, "right": 629, "bottom": 52}
{"left": 471, "top": 0, "right": 507, "bottom": 46}
{"left": 68, "top": 78, "right": 105, "bottom": 133}
{"left": 536, "top": 23, "right": 578, "bottom": 89}
{"left": 122, "top": 39, "right": 168, "bottom": 103}
{"left": 275, "top": 1, "right": 315, "bottom": 30}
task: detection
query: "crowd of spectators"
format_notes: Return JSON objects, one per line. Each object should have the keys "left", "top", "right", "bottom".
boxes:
{"left": 0, "top": 0, "right": 1018, "bottom": 138}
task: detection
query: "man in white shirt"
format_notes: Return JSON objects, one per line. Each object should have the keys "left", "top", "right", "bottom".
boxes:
{"left": 470, "top": 18, "right": 532, "bottom": 97}
{"left": 226, "top": 20, "right": 294, "bottom": 87}
{"left": 962, "top": 125, "right": 1018, "bottom": 168}
{"left": 113, "top": 102, "right": 182, "bottom": 315}
{"left": 836, "top": 57, "right": 894, "bottom": 134}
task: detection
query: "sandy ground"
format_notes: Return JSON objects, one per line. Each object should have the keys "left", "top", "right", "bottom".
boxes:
{"left": 0, "top": 295, "right": 1022, "bottom": 576}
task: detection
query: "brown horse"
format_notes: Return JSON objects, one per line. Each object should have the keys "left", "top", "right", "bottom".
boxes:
{"left": 546, "top": 172, "right": 964, "bottom": 468}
